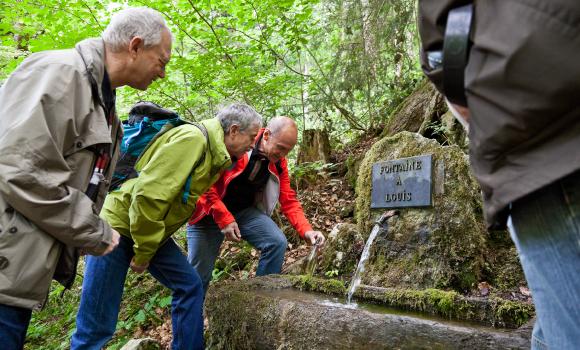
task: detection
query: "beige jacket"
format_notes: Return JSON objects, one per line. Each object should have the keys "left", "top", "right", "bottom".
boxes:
{"left": 0, "top": 39, "right": 121, "bottom": 310}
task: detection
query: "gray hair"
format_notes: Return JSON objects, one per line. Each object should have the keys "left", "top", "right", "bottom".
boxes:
{"left": 216, "top": 103, "right": 263, "bottom": 134}
{"left": 102, "top": 7, "right": 171, "bottom": 52}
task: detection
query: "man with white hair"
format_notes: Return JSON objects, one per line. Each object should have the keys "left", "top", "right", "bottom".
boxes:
{"left": 187, "top": 116, "right": 326, "bottom": 294}
{"left": 0, "top": 7, "right": 172, "bottom": 349}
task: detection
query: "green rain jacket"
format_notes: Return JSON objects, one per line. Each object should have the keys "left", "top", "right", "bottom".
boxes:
{"left": 100, "top": 118, "right": 231, "bottom": 265}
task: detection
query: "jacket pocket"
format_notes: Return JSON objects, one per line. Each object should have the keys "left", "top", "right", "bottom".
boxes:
{"left": 64, "top": 136, "right": 101, "bottom": 191}
{"left": 0, "top": 205, "right": 36, "bottom": 236}
{"left": 0, "top": 207, "right": 61, "bottom": 309}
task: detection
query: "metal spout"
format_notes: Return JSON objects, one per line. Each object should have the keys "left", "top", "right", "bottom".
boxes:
{"left": 375, "top": 210, "right": 399, "bottom": 225}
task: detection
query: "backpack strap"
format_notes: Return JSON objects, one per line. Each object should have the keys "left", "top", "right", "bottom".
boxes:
{"left": 182, "top": 122, "right": 209, "bottom": 204}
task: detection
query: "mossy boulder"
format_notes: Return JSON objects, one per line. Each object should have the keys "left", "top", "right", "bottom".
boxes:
{"left": 355, "top": 132, "right": 486, "bottom": 291}
{"left": 380, "top": 80, "right": 469, "bottom": 150}
{"left": 317, "top": 223, "right": 364, "bottom": 277}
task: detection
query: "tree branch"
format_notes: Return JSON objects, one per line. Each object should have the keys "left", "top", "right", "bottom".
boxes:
{"left": 187, "top": 0, "right": 236, "bottom": 68}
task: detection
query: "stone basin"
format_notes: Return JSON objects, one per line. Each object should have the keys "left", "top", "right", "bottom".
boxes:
{"left": 205, "top": 275, "right": 532, "bottom": 349}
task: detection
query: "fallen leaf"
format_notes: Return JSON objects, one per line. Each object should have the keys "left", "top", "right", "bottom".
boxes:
{"left": 477, "top": 281, "right": 491, "bottom": 296}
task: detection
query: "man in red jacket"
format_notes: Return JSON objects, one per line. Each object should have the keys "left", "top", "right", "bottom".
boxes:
{"left": 187, "top": 116, "right": 325, "bottom": 291}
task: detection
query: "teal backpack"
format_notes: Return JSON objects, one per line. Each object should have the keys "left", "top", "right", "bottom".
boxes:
{"left": 110, "top": 101, "right": 208, "bottom": 204}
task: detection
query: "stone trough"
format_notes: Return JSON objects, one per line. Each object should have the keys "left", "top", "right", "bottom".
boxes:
{"left": 205, "top": 275, "right": 532, "bottom": 350}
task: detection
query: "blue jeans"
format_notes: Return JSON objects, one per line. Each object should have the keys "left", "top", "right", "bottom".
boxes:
{"left": 509, "top": 170, "right": 580, "bottom": 350}
{"left": 0, "top": 303, "right": 32, "bottom": 350}
{"left": 187, "top": 207, "right": 287, "bottom": 292}
{"left": 71, "top": 235, "right": 204, "bottom": 350}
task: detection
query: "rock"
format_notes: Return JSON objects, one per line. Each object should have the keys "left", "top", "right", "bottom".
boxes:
{"left": 439, "top": 110, "right": 468, "bottom": 149}
{"left": 382, "top": 80, "right": 445, "bottom": 138}
{"left": 120, "top": 338, "right": 161, "bottom": 350}
{"left": 338, "top": 203, "right": 354, "bottom": 218}
{"left": 354, "top": 284, "right": 534, "bottom": 329}
{"left": 318, "top": 223, "right": 364, "bottom": 276}
{"left": 355, "top": 132, "right": 487, "bottom": 291}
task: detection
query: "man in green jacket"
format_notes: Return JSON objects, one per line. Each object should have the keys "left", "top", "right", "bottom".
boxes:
{"left": 71, "top": 103, "right": 262, "bottom": 350}
{"left": 0, "top": 7, "right": 172, "bottom": 349}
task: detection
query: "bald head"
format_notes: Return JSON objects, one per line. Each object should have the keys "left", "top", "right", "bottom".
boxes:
{"left": 267, "top": 116, "right": 297, "bottom": 137}
{"left": 260, "top": 116, "right": 298, "bottom": 162}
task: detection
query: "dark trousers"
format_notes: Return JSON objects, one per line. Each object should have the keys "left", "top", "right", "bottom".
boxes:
{"left": 0, "top": 302, "right": 32, "bottom": 350}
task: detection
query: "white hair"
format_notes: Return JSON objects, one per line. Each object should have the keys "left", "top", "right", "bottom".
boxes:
{"left": 216, "top": 103, "right": 263, "bottom": 134}
{"left": 102, "top": 7, "right": 171, "bottom": 52}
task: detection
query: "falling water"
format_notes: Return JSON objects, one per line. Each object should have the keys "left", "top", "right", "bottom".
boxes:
{"left": 347, "top": 224, "right": 381, "bottom": 304}
{"left": 303, "top": 243, "right": 319, "bottom": 276}
{"left": 347, "top": 211, "right": 396, "bottom": 304}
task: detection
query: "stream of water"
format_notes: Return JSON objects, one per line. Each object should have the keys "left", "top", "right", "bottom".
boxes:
{"left": 346, "top": 223, "right": 382, "bottom": 304}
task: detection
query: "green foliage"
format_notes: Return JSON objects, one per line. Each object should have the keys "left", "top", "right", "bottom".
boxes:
{"left": 117, "top": 290, "right": 170, "bottom": 332}
{"left": 324, "top": 268, "right": 339, "bottom": 278}
{"left": 1, "top": 0, "right": 421, "bottom": 144}
{"left": 211, "top": 241, "right": 254, "bottom": 285}
{"left": 290, "top": 161, "right": 336, "bottom": 189}
{"left": 26, "top": 283, "right": 81, "bottom": 350}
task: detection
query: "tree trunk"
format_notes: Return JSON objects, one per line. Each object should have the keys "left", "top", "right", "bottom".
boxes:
{"left": 297, "top": 129, "right": 332, "bottom": 164}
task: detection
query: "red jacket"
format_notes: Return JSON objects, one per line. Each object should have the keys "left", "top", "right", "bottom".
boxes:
{"left": 188, "top": 129, "right": 313, "bottom": 238}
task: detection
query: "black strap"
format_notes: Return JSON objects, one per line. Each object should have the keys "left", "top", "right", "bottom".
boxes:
{"left": 443, "top": 4, "right": 474, "bottom": 106}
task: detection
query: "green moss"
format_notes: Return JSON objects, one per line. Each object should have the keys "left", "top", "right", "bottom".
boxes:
{"left": 288, "top": 275, "right": 347, "bottom": 295}
{"left": 425, "top": 289, "right": 458, "bottom": 316}
{"left": 456, "top": 268, "right": 478, "bottom": 291}
{"left": 352, "top": 286, "right": 535, "bottom": 328}
{"left": 378, "top": 288, "right": 464, "bottom": 318}
{"left": 206, "top": 284, "right": 276, "bottom": 349}
{"left": 345, "top": 155, "right": 362, "bottom": 189}
{"left": 492, "top": 298, "right": 535, "bottom": 328}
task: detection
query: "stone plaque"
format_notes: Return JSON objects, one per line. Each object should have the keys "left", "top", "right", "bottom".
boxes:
{"left": 371, "top": 154, "right": 432, "bottom": 208}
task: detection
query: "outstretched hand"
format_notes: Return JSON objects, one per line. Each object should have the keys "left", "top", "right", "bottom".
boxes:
{"left": 84, "top": 229, "right": 120, "bottom": 257}
{"left": 304, "top": 230, "right": 325, "bottom": 247}
{"left": 130, "top": 257, "right": 149, "bottom": 274}
{"left": 100, "top": 229, "right": 121, "bottom": 256}
{"left": 221, "top": 221, "right": 241, "bottom": 242}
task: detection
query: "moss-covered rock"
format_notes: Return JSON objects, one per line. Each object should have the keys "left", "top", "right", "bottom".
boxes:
{"left": 354, "top": 285, "right": 534, "bottom": 329}
{"left": 355, "top": 132, "right": 487, "bottom": 291}
{"left": 287, "top": 275, "right": 347, "bottom": 295}
{"left": 482, "top": 230, "right": 527, "bottom": 291}
{"left": 317, "top": 223, "right": 364, "bottom": 277}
